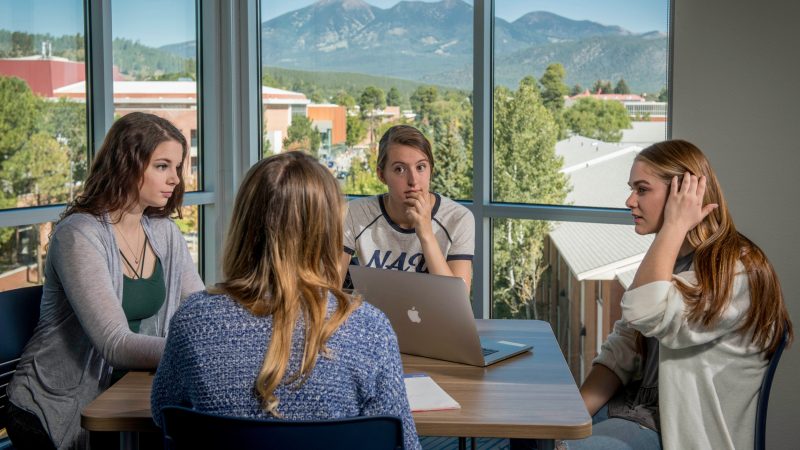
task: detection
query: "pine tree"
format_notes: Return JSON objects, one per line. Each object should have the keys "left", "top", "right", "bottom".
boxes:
{"left": 492, "top": 80, "right": 569, "bottom": 319}
{"left": 409, "top": 85, "right": 438, "bottom": 125}
{"left": 430, "top": 119, "right": 471, "bottom": 199}
{"left": 614, "top": 78, "right": 631, "bottom": 94}
{"left": 386, "top": 87, "right": 402, "bottom": 107}
{"left": 539, "top": 64, "right": 568, "bottom": 113}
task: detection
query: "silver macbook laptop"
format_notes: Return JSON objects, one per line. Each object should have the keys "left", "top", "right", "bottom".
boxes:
{"left": 348, "top": 265, "right": 532, "bottom": 367}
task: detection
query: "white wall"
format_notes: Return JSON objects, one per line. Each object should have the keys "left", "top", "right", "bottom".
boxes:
{"left": 671, "top": 1, "right": 800, "bottom": 447}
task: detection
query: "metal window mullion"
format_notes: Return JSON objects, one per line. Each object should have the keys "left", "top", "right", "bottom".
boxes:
{"left": 199, "top": 0, "right": 222, "bottom": 283}
{"left": 471, "top": 0, "right": 493, "bottom": 319}
{"left": 0, "top": 206, "right": 64, "bottom": 228}
{"left": 482, "top": 203, "right": 632, "bottom": 224}
{"left": 200, "top": 0, "right": 260, "bottom": 284}
{"left": 84, "top": 0, "right": 114, "bottom": 158}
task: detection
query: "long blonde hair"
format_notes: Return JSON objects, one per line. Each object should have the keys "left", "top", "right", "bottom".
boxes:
{"left": 212, "top": 151, "right": 360, "bottom": 415}
{"left": 635, "top": 140, "right": 792, "bottom": 357}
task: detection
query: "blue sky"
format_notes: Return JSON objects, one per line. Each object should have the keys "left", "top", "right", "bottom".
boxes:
{"left": 262, "top": 0, "right": 668, "bottom": 33}
{"left": 0, "top": 0, "right": 667, "bottom": 48}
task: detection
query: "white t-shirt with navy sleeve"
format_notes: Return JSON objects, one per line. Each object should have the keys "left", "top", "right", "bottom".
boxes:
{"left": 343, "top": 193, "right": 474, "bottom": 272}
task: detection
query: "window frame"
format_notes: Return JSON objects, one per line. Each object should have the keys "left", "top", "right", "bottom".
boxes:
{"left": 0, "top": 0, "right": 217, "bottom": 281}
{"left": 1, "top": 0, "right": 673, "bottom": 313}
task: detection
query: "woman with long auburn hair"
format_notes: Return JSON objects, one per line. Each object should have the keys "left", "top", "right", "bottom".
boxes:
{"left": 556, "top": 140, "right": 793, "bottom": 450}
{"left": 6, "top": 112, "right": 204, "bottom": 450}
{"left": 151, "top": 151, "right": 421, "bottom": 450}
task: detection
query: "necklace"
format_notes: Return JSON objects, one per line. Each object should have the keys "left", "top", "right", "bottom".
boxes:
{"left": 115, "top": 221, "right": 144, "bottom": 265}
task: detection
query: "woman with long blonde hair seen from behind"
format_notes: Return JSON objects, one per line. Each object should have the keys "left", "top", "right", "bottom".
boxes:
{"left": 561, "top": 140, "right": 793, "bottom": 450}
{"left": 151, "top": 151, "right": 421, "bottom": 450}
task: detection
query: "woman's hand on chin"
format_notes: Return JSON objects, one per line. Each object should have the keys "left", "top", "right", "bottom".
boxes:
{"left": 403, "top": 191, "right": 434, "bottom": 237}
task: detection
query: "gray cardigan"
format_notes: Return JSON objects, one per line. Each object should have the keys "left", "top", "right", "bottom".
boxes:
{"left": 8, "top": 213, "right": 205, "bottom": 449}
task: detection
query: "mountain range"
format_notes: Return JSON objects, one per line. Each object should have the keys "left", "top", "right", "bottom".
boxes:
{"left": 162, "top": 0, "right": 668, "bottom": 93}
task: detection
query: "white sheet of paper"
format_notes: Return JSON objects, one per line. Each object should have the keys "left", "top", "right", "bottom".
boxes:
{"left": 404, "top": 374, "right": 460, "bottom": 412}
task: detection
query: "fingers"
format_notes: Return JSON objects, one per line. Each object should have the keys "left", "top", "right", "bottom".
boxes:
{"left": 701, "top": 203, "right": 719, "bottom": 218}
{"left": 680, "top": 172, "right": 690, "bottom": 193}
{"left": 676, "top": 172, "right": 708, "bottom": 198}
{"left": 697, "top": 174, "right": 708, "bottom": 199}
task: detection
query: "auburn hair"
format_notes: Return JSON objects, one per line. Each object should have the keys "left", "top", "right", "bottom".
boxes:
{"left": 212, "top": 151, "right": 360, "bottom": 415}
{"left": 635, "top": 140, "right": 792, "bottom": 357}
{"left": 63, "top": 112, "right": 187, "bottom": 220}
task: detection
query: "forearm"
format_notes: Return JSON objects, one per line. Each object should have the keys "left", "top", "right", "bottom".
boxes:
{"left": 580, "top": 364, "right": 623, "bottom": 416}
{"left": 417, "top": 232, "right": 454, "bottom": 277}
{"left": 630, "top": 224, "right": 685, "bottom": 289}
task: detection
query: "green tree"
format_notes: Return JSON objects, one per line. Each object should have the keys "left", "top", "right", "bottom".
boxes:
{"left": 262, "top": 69, "right": 281, "bottom": 88}
{"left": 409, "top": 85, "right": 438, "bottom": 124}
{"left": 570, "top": 84, "right": 584, "bottom": 96}
{"left": 2, "top": 132, "right": 70, "bottom": 206}
{"left": 346, "top": 115, "right": 367, "bottom": 148}
{"left": 41, "top": 97, "right": 87, "bottom": 194}
{"left": 262, "top": 134, "right": 272, "bottom": 158}
{"left": 359, "top": 86, "right": 386, "bottom": 146}
{"left": 492, "top": 80, "right": 569, "bottom": 319}
{"left": 283, "top": 115, "right": 321, "bottom": 158}
{"left": 345, "top": 149, "right": 385, "bottom": 195}
{"left": 591, "top": 80, "right": 613, "bottom": 94}
{"left": 386, "top": 87, "right": 402, "bottom": 107}
{"left": 358, "top": 86, "right": 386, "bottom": 116}
{"left": 11, "top": 32, "right": 34, "bottom": 56}
{"left": 658, "top": 86, "right": 668, "bottom": 102}
{"left": 614, "top": 78, "right": 631, "bottom": 94}
{"left": 539, "top": 64, "right": 568, "bottom": 113}
{"left": 563, "top": 97, "right": 632, "bottom": 142}
{"left": 430, "top": 120, "right": 471, "bottom": 199}
{"left": 332, "top": 90, "right": 356, "bottom": 111}
{"left": 0, "top": 76, "right": 41, "bottom": 162}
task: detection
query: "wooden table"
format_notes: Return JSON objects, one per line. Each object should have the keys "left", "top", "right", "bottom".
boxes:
{"left": 81, "top": 320, "right": 590, "bottom": 449}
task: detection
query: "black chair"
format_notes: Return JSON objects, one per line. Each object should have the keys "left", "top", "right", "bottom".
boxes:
{"left": 161, "top": 406, "right": 404, "bottom": 450}
{"left": 0, "top": 285, "right": 43, "bottom": 449}
{"left": 754, "top": 323, "right": 790, "bottom": 450}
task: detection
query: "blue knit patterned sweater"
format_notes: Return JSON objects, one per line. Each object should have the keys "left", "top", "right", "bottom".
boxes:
{"left": 151, "top": 290, "right": 421, "bottom": 450}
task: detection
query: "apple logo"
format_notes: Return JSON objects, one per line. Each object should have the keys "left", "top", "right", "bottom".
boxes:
{"left": 407, "top": 306, "right": 422, "bottom": 323}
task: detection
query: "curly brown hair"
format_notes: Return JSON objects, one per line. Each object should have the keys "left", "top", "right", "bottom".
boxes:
{"left": 63, "top": 112, "right": 188, "bottom": 221}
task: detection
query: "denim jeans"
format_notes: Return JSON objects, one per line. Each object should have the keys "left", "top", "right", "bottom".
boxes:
{"left": 509, "top": 405, "right": 662, "bottom": 450}
{"left": 562, "top": 405, "right": 662, "bottom": 450}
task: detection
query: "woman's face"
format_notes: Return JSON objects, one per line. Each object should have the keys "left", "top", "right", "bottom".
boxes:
{"left": 377, "top": 144, "right": 431, "bottom": 202}
{"left": 137, "top": 140, "right": 182, "bottom": 211}
{"left": 626, "top": 160, "right": 669, "bottom": 235}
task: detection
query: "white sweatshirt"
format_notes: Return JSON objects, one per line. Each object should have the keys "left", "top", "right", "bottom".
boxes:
{"left": 604, "top": 266, "right": 767, "bottom": 450}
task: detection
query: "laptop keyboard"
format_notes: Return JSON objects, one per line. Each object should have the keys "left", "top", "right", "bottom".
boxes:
{"left": 482, "top": 347, "right": 499, "bottom": 356}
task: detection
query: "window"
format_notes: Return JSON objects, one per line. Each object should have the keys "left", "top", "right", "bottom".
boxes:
{"left": 111, "top": 0, "right": 201, "bottom": 192}
{"left": 259, "top": 0, "right": 474, "bottom": 200}
{"left": 492, "top": 0, "right": 670, "bottom": 209}
{"left": 255, "top": 2, "right": 671, "bottom": 341}
{"left": 0, "top": 0, "right": 87, "bottom": 291}
{"left": 0, "top": 0, "right": 214, "bottom": 291}
{"left": 483, "top": 1, "right": 671, "bottom": 369}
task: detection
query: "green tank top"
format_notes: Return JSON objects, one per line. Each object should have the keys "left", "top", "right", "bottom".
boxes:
{"left": 122, "top": 257, "right": 166, "bottom": 333}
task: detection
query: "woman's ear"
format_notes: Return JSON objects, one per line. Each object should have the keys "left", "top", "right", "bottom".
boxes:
{"left": 377, "top": 167, "right": 386, "bottom": 184}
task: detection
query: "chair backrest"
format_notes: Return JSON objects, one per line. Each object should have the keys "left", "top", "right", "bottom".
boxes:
{"left": 0, "top": 285, "right": 43, "bottom": 429}
{"left": 754, "top": 323, "right": 790, "bottom": 450}
{"left": 161, "top": 406, "right": 404, "bottom": 450}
